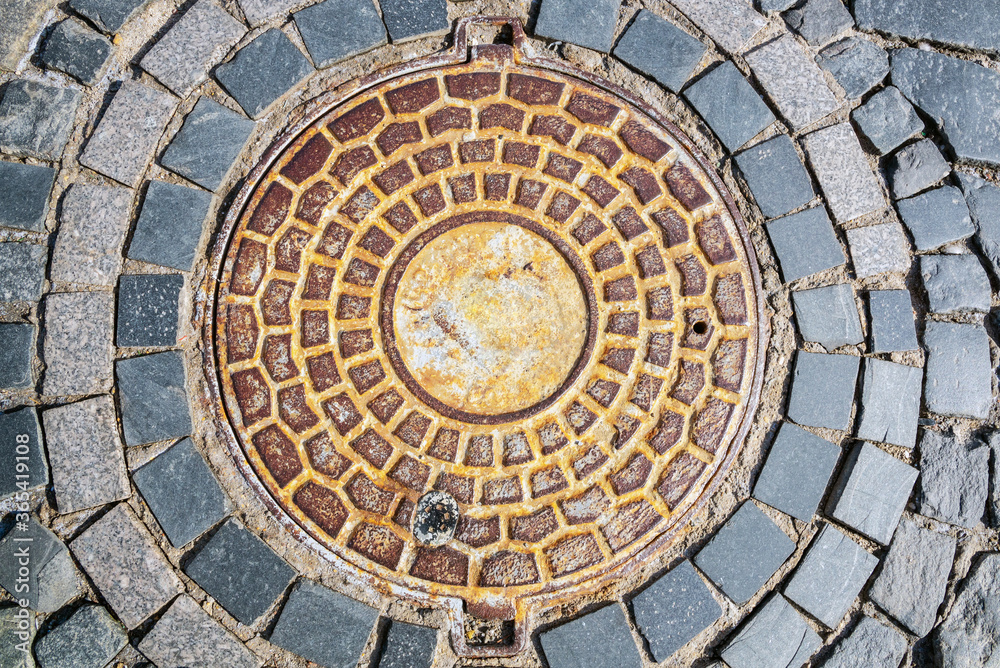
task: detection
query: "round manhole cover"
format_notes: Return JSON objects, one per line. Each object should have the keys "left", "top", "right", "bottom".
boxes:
{"left": 205, "top": 20, "right": 766, "bottom": 657}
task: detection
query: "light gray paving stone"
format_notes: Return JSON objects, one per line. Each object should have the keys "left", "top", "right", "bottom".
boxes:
{"left": 0, "top": 160, "right": 55, "bottom": 232}
{"left": 821, "top": 616, "right": 909, "bottom": 668}
{"left": 236, "top": 0, "right": 298, "bottom": 27}
{"left": 380, "top": 0, "right": 450, "bottom": 43}
{"left": 753, "top": 422, "right": 840, "bottom": 522}
{"left": 685, "top": 62, "right": 775, "bottom": 152}
{"left": 0, "top": 408, "right": 47, "bottom": 498}
{"left": 79, "top": 81, "right": 177, "bottom": 188}
{"left": 129, "top": 180, "right": 213, "bottom": 271}
{"left": 787, "top": 351, "right": 859, "bottom": 431}
{"left": 870, "top": 519, "right": 956, "bottom": 636}
{"left": 803, "top": 123, "right": 886, "bottom": 223}
{"left": 138, "top": 595, "right": 261, "bottom": 668}
{"left": 734, "top": 134, "right": 815, "bottom": 219}
{"left": 614, "top": 10, "right": 707, "bottom": 93}
{"left": 42, "top": 396, "right": 128, "bottom": 513}
{"left": 889, "top": 139, "right": 950, "bottom": 200}
{"left": 956, "top": 173, "right": 1000, "bottom": 277}
{"left": 215, "top": 28, "right": 313, "bottom": 119}
{"left": 631, "top": 560, "right": 722, "bottom": 661}
{"left": 0, "top": 243, "right": 46, "bottom": 302}
{"left": 720, "top": 595, "right": 822, "bottom": 668}
{"left": 856, "top": 358, "right": 922, "bottom": 448}
{"left": 784, "top": 0, "right": 853, "bottom": 47}
{"left": 898, "top": 186, "right": 974, "bottom": 251}
{"left": 0, "top": 80, "right": 81, "bottom": 160}
{"left": 851, "top": 86, "right": 923, "bottom": 155}
{"left": 921, "top": 254, "right": 991, "bottom": 314}
{"left": 846, "top": 223, "right": 910, "bottom": 278}
{"left": 116, "top": 274, "right": 182, "bottom": 347}
{"left": 893, "top": 49, "right": 1000, "bottom": 166}
{"left": 934, "top": 553, "right": 1000, "bottom": 668}
{"left": 694, "top": 502, "right": 794, "bottom": 604}
{"left": 51, "top": 183, "right": 131, "bottom": 287}
{"left": 535, "top": 0, "right": 621, "bottom": 53}
{"left": 39, "top": 18, "right": 112, "bottom": 86}
{"left": 34, "top": 605, "right": 127, "bottom": 668}
{"left": 0, "top": 605, "right": 35, "bottom": 668}
{"left": 923, "top": 322, "right": 992, "bottom": 420}
{"left": 41, "top": 291, "right": 114, "bottom": 397}
{"left": 0, "top": 324, "right": 34, "bottom": 388}
{"left": 293, "top": 0, "right": 386, "bottom": 69}
{"left": 918, "top": 430, "right": 990, "bottom": 529}
{"left": 766, "top": 207, "right": 845, "bottom": 282}
{"left": 185, "top": 519, "right": 295, "bottom": 624}
{"left": 745, "top": 34, "right": 838, "bottom": 130}
{"left": 0, "top": 0, "right": 55, "bottom": 71}
{"left": 791, "top": 283, "right": 863, "bottom": 351}
{"left": 378, "top": 620, "right": 438, "bottom": 668}
{"left": 868, "top": 290, "right": 918, "bottom": 353}
{"left": 668, "top": 0, "right": 767, "bottom": 53}
{"left": 160, "top": 97, "right": 255, "bottom": 191}
{"left": 141, "top": 0, "right": 247, "bottom": 97}
{"left": 69, "top": 0, "right": 151, "bottom": 33}
{"left": 760, "top": 0, "right": 795, "bottom": 10}
{"left": 991, "top": 432, "right": 1000, "bottom": 528}
{"left": 539, "top": 602, "right": 641, "bottom": 668}
{"left": 856, "top": 0, "right": 1000, "bottom": 53}
{"left": 72, "top": 503, "right": 184, "bottom": 628}
{"left": 0, "top": 518, "right": 80, "bottom": 613}
{"left": 116, "top": 351, "right": 191, "bottom": 446}
{"left": 817, "top": 37, "right": 889, "bottom": 100}
{"left": 828, "top": 442, "right": 917, "bottom": 544}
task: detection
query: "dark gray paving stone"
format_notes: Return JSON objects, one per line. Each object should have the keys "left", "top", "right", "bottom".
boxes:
{"left": 851, "top": 86, "right": 923, "bottom": 155}
{"left": 69, "top": 0, "right": 150, "bottom": 33}
{"left": 535, "top": 0, "right": 622, "bottom": 53}
{"left": 958, "top": 173, "right": 1000, "bottom": 278}
{"left": 215, "top": 29, "right": 313, "bottom": 119}
{"left": 857, "top": 358, "right": 922, "bottom": 448}
{"left": 294, "top": 0, "right": 386, "bottom": 69}
{"left": 817, "top": 37, "right": 888, "bottom": 99}
{"left": 185, "top": 519, "right": 295, "bottom": 624}
{"left": 766, "top": 207, "right": 845, "bottom": 283}
{"left": 923, "top": 322, "right": 992, "bottom": 420}
{"left": 116, "top": 351, "right": 192, "bottom": 446}
{"left": 539, "top": 602, "right": 641, "bottom": 668}
{"left": 138, "top": 595, "right": 261, "bottom": 668}
{"left": 786, "top": 351, "right": 859, "bottom": 431}
{"left": 898, "top": 186, "right": 974, "bottom": 251}
{"left": 614, "top": 10, "right": 707, "bottom": 93}
{"left": 0, "top": 518, "right": 79, "bottom": 613}
{"left": 784, "top": 525, "right": 878, "bottom": 628}
{"left": 784, "top": 0, "right": 853, "bottom": 46}
{"left": 694, "top": 502, "right": 794, "bottom": 605}
{"left": 378, "top": 620, "right": 437, "bottom": 668}
{"left": 134, "top": 438, "right": 229, "bottom": 548}
{"left": 870, "top": 519, "right": 956, "bottom": 636}
{"left": 918, "top": 430, "right": 990, "bottom": 529}
{"left": 889, "top": 139, "right": 950, "bottom": 200}
{"left": 0, "top": 0, "right": 54, "bottom": 71}
{"left": 0, "top": 243, "right": 47, "bottom": 302}
{"left": 40, "top": 18, "right": 112, "bottom": 85}
{"left": 0, "top": 161, "right": 55, "bottom": 232}
{"left": 116, "top": 274, "right": 182, "bottom": 347}
{"left": 856, "top": 0, "right": 1000, "bottom": 53}
{"left": 34, "top": 605, "right": 126, "bottom": 668}
{"left": 161, "top": 97, "right": 255, "bottom": 191}
{"left": 684, "top": 61, "right": 774, "bottom": 152}
{"left": 753, "top": 422, "right": 839, "bottom": 522}
{"left": 631, "top": 560, "right": 722, "bottom": 661}
{"left": 921, "top": 254, "right": 991, "bottom": 314}
{"left": 270, "top": 579, "right": 378, "bottom": 665}
{"left": 0, "top": 408, "right": 47, "bottom": 498}
{"left": 868, "top": 290, "right": 918, "bottom": 353}
{"left": 821, "top": 616, "right": 909, "bottom": 668}
{"left": 0, "top": 323, "right": 34, "bottom": 388}
{"left": 129, "top": 180, "right": 213, "bottom": 271}
{"left": 791, "top": 283, "right": 863, "bottom": 351}
{"left": 893, "top": 49, "right": 1000, "bottom": 166}
{"left": 720, "top": 595, "right": 821, "bottom": 668}
{"left": 735, "top": 134, "right": 815, "bottom": 220}
{"left": 828, "top": 442, "right": 918, "bottom": 544}
{"left": 0, "top": 80, "right": 81, "bottom": 161}
{"left": 0, "top": 605, "right": 35, "bottom": 668}
{"left": 934, "top": 553, "right": 1000, "bottom": 668}
{"left": 379, "top": 0, "right": 448, "bottom": 43}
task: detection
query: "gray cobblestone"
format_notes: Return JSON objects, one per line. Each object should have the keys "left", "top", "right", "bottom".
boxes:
{"left": 734, "top": 134, "right": 815, "bottom": 219}
{"left": 160, "top": 97, "right": 255, "bottom": 191}
{"left": 745, "top": 34, "right": 838, "bottom": 130}
{"left": 614, "top": 10, "right": 707, "bottom": 93}
{"left": 803, "top": 123, "right": 885, "bottom": 223}
{"left": 293, "top": 0, "right": 386, "bottom": 69}
{"left": 116, "top": 351, "right": 191, "bottom": 446}
{"left": 215, "top": 28, "right": 314, "bottom": 119}
{"left": 846, "top": 223, "right": 911, "bottom": 278}
{"left": 856, "top": 0, "right": 1000, "bottom": 53}
{"left": 0, "top": 606, "right": 35, "bottom": 668}
{"left": 380, "top": 0, "right": 450, "bottom": 43}
{"left": 116, "top": 274, "right": 182, "bottom": 347}
{"left": 753, "top": 422, "right": 840, "bottom": 522}
{"left": 685, "top": 61, "right": 775, "bottom": 152}
{"left": 0, "top": 80, "right": 81, "bottom": 161}
{"left": 0, "top": 408, "right": 47, "bottom": 498}
{"left": 631, "top": 560, "right": 722, "bottom": 661}
{"left": 820, "top": 616, "right": 908, "bottom": 668}
{"left": 791, "top": 283, "right": 863, "bottom": 351}
{"left": 0, "top": 517, "right": 80, "bottom": 613}
{"left": 956, "top": 173, "right": 1000, "bottom": 278}
{"left": 0, "top": 0, "right": 54, "bottom": 71}
{"left": 378, "top": 620, "right": 438, "bottom": 668}
{"left": 828, "top": 442, "right": 917, "bottom": 544}
{"left": 921, "top": 254, "right": 991, "bottom": 314}
{"left": 817, "top": 37, "right": 888, "bottom": 99}
{"left": 0, "top": 160, "right": 55, "bottom": 232}
{"left": 720, "top": 595, "right": 821, "bottom": 668}
{"left": 41, "top": 291, "right": 114, "bottom": 397}
{"left": 34, "top": 605, "right": 126, "bottom": 668}
{"left": 784, "top": 0, "right": 853, "bottom": 47}
{"left": 69, "top": 0, "right": 151, "bottom": 33}
{"left": 889, "top": 139, "right": 951, "bottom": 200}
{"left": 539, "top": 602, "right": 641, "bottom": 668}
{"left": 923, "top": 322, "right": 993, "bottom": 420}
{"left": 0, "top": 243, "right": 46, "bottom": 302}
{"left": 898, "top": 186, "right": 974, "bottom": 251}
{"left": 235, "top": 0, "right": 298, "bottom": 27}
{"left": 851, "top": 86, "right": 923, "bottom": 155}
{"left": 857, "top": 358, "right": 922, "bottom": 449}
{"left": 0, "top": 324, "right": 34, "bottom": 388}
{"left": 991, "top": 432, "right": 1000, "bottom": 528}
{"left": 868, "top": 290, "right": 918, "bottom": 353}
{"left": 766, "top": 207, "right": 845, "bottom": 282}
{"left": 51, "top": 183, "right": 132, "bottom": 287}
{"left": 787, "top": 351, "right": 859, "bottom": 431}
{"left": 39, "top": 18, "right": 112, "bottom": 86}
{"left": 669, "top": 0, "right": 767, "bottom": 53}
{"left": 138, "top": 595, "right": 261, "bottom": 668}
{"left": 535, "top": 0, "right": 621, "bottom": 53}
{"left": 918, "top": 430, "right": 990, "bottom": 529}
{"left": 129, "top": 180, "right": 213, "bottom": 271}
{"left": 934, "top": 554, "right": 1000, "bottom": 668}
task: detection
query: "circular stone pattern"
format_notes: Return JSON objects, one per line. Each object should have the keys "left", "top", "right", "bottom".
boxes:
{"left": 211, "top": 57, "right": 765, "bottom": 612}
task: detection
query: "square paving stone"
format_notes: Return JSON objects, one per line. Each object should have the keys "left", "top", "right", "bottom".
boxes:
{"left": 851, "top": 86, "right": 923, "bottom": 155}
{"left": 0, "top": 605, "right": 36, "bottom": 668}
{"left": 918, "top": 430, "right": 990, "bottom": 529}
{"left": 791, "top": 283, "right": 863, "bottom": 351}
{"left": 51, "top": 183, "right": 132, "bottom": 287}
{"left": 129, "top": 180, "right": 214, "bottom": 271}
{"left": 235, "top": 0, "right": 299, "bottom": 27}
{"left": 41, "top": 291, "right": 114, "bottom": 396}
{"left": 669, "top": 0, "right": 766, "bottom": 52}
{"left": 958, "top": 173, "right": 1000, "bottom": 277}
{"left": 0, "top": 243, "right": 46, "bottom": 302}
{"left": 745, "top": 34, "right": 838, "bottom": 130}
{"left": 786, "top": 351, "right": 859, "bottom": 431}
{"left": 827, "top": 442, "right": 918, "bottom": 544}
{"left": 0, "top": 517, "right": 80, "bottom": 613}
{"left": 379, "top": 0, "right": 449, "bottom": 43}
{"left": 898, "top": 186, "right": 974, "bottom": 251}
{"left": 856, "top": 358, "right": 922, "bottom": 449}
{"left": 138, "top": 595, "right": 261, "bottom": 668}
{"left": 539, "top": 602, "right": 641, "bottom": 668}
{"left": 784, "top": 0, "right": 854, "bottom": 47}
{"left": 868, "top": 290, "right": 918, "bottom": 353}
{"left": 820, "top": 615, "right": 908, "bottom": 668}
{"left": 0, "top": 324, "right": 34, "bottom": 388}
{"left": 294, "top": 0, "right": 386, "bottom": 69}
{"left": 720, "top": 595, "right": 821, "bottom": 668}
{"left": 116, "top": 351, "right": 192, "bottom": 446}
{"left": 869, "top": 519, "right": 956, "bottom": 636}
{"left": 685, "top": 61, "right": 775, "bottom": 152}
{"left": 0, "top": 160, "right": 55, "bottom": 232}
{"left": 270, "top": 579, "right": 378, "bottom": 667}
{"left": 69, "top": 0, "right": 151, "bottom": 32}
{"left": 923, "top": 322, "right": 993, "bottom": 419}
{"left": 803, "top": 123, "right": 886, "bottom": 223}
{"left": 186, "top": 519, "right": 295, "bottom": 624}
{"left": 161, "top": 97, "right": 255, "bottom": 191}
{"left": 134, "top": 437, "right": 229, "bottom": 547}
{"left": 921, "top": 254, "right": 991, "bottom": 314}
{"left": 215, "top": 28, "right": 314, "bottom": 119}
{"left": 846, "top": 223, "right": 910, "bottom": 278}
{"left": 784, "top": 525, "right": 878, "bottom": 628}
{"left": 72, "top": 503, "right": 184, "bottom": 628}
{"left": 631, "top": 560, "right": 722, "bottom": 661}
{"left": 753, "top": 422, "right": 840, "bottom": 522}
{"left": 0, "top": 0, "right": 54, "bottom": 71}
{"left": 766, "top": 207, "right": 846, "bottom": 283}
{"left": 39, "top": 18, "right": 112, "bottom": 86}
{"left": 735, "top": 134, "right": 815, "bottom": 220}
{"left": 889, "top": 138, "right": 950, "bottom": 200}
{"left": 614, "top": 10, "right": 707, "bottom": 93}
{"left": 0, "top": 80, "right": 81, "bottom": 161}
{"left": 694, "top": 502, "right": 794, "bottom": 605}
{"left": 378, "top": 620, "right": 438, "bottom": 668}
{"left": 34, "top": 605, "right": 127, "bottom": 668}
{"left": 42, "top": 396, "right": 128, "bottom": 513}
{"left": 141, "top": 0, "right": 247, "bottom": 97}
{"left": 535, "top": 0, "right": 622, "bottom": 53}
{"left": 816, "top": 36, "right": 888, "bottom": 100}
{"left": 0, "top": 407, "right": 47, "bottom": 498}
{"left": 117, "top": 274, "right": 183, "bottom": 347}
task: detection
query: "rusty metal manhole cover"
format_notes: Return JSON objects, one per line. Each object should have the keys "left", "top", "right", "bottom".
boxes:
{"left": 204, "top": 18, "right": 765, "bottom": 656}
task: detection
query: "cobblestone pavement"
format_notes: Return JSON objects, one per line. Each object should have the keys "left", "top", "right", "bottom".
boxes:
{"left": 0, "top": 0, "right": 998, "bottom": 666}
